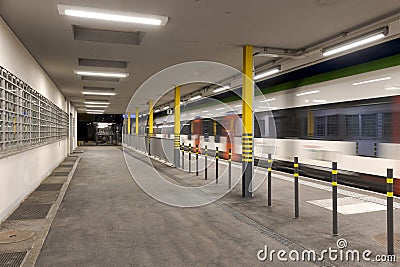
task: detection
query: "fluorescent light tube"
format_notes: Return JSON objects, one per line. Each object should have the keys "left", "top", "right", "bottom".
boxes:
{"left": 86, "top": 109, "right": 104, "bottom": 112}
{"left": 296, "top": 90, "right": 320, "bottom": 96}
{"left": 313, "top": 100, "right": 327, "bottom": 103}
{"left": 85, "top": 105, "right": 109, "bottom": 108}
{"left": 254, "top": 66, "right": 281, "bottom": 80}
{"left": 58, "top": 4, "right": 168, "bottom": 26}
{"left": 322, "top": 28, "right": 388, "bottom": 57}
{"left": 163, "top": 106, "right": 170, "bottom": 110}
{"left": 82, "top": 91, "right": 117, "bottom": 96}
{"left": 385, "top": 86, "right": 400, "bottom": 90}
{"left": 235, "top": 104, "right": 242, "bottom": 107}
{"left": 216, "top": 108, "right": 225, "bottom": 110}
{"left": 154, "top": 109, "right": 160, "bottom": 113}
{"left": 74, "top": 70, "right": 129, "bottom": 78}
{"left": 352, "top": 77, "right": 391, "bottom": 86}
{"left": 190, "top": 95, "right": 202, "bottom": 101}
{"left": 84, "top": 101, "right": 110, "bottom": 105}
{"left": 213, "top": 85, "right": 230, "bottom": 93}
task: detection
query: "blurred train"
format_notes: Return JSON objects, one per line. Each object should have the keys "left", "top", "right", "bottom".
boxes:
{"left": 139, "top": 65, "right": 400, "bottom": 195}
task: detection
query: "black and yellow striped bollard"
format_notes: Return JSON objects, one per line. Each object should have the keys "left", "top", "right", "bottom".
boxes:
{"left": 205, "top": 145, "right": 208, "bottom": 180}
{"left": 196, "top": 144, "right": 199, "bottom": 176}
{"left": 216, "top": 147, "right": 219, "bottom": 184}
{"left": 332, "top": 162, "right": 338, "bottom": 236}
{"left": 294, "top": 157, "right": 299, "bottom": 219}
{"left": 181, "top": 143, "right": 184, "bottom": 170}
{"left": 387, "top": 168, "right": 394, "bottom": 256}
{"left": 268, "top": 154, "right": 272, "bottom": 207}
{"left": 189, "top": 144, "right": 192, "bottom": 173}
{"left": 228, "top": 149, "right": 232, "bottom": 189}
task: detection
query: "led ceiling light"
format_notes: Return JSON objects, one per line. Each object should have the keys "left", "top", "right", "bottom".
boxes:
{"left": 216, "top": 108, "right": 225, "bottom": 110}
{"left": 352, "top": 76, "right": 391, "bottom": 86}
{"left": 58, "top": 4, "right": 168, "bottom": 26}
{"left": 86, "top": 109, "right": 104, "bottom": 113}
{"left": 163, "top": 106, "right": 170, "bottom": 110}
{"left": 82, "top": 91, "right": 117, "bottom": 96}
{"left": 154, "top": 109, "right": 161, "bottom": 113}
{"left": 313, "top": 99, "right": 327, "bottom": 103}
{"left": 385, "top": 86, "right": 400, "bottom": 90}
{"left": 234, "top": 104, "right": 242, "bottom": 107}
{"left": 296, "top": 90, "right": 320, "bottom": 96}
{"left": 85, "top": 105, "right": 109, "bottom": 108}
{"left": 254, "top": 66, "right": 281, "bottom": 80}
{"left": 213, "top": 85, "right": 231, "bottom": 93}
{"left": 74, "top": 70, "right": 129, "bottom": 78}
{"left": 189, "top": 95, "right": 202, "bottom": 101}
{"left": 84, "top": 101, "right": 110, "bottom": 105}
{"left": 322, "top": 27, "right": 388, "bottom": 57}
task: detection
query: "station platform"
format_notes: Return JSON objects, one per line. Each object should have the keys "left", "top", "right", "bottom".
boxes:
{"left": 1, "top": 146, "right": 399, "bottom": 266}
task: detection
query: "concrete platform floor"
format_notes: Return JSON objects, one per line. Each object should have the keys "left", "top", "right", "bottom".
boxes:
{"left": 36, "top": 146, "right": 399, "bottom": 266}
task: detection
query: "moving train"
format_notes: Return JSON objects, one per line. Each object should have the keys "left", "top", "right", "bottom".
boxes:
{"left": 138, "top": 64, "right": 400, "bottom": 195}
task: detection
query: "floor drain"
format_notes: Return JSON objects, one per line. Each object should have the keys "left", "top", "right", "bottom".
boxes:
{"left": 0, "top": 251, "right": 27, "bottom": 267}
{"left": 51, "top": 171, "right": 70, "bottom": 176}
{"left": 374, "top": 233, "right": 400, "bottom": 249}
{"left": 36, "top": 183, "right": 63, "bottom": 191}
{"left": 0, "top": 230, "right": 35, "bottom": 244}
{"left": 7, "top": 204, "right": 52, "bottom": 221}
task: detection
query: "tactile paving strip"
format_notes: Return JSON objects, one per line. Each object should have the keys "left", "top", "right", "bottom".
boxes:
{"left": 36, "top": 183, "right": 63, "bottom": 191}
{"left": 7, "top": 204, "right": 52, "bottom": 221}
{"left": 0, "top": 251, "right": 27, "bottom": 267}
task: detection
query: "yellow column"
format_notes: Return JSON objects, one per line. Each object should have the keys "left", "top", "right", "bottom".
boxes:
{"left": 242, "top": 45, "right": 253, "bottom": 198}
{"left": 149, "top": 100, "right": 154, "bottom": 136}
{"left": 174, "top": 86, "right": 181, "bottom": 167}
{"left": 307, "top": 110, "right": 314, "bottom": 138}
{"left": 127, "top": 112, "right": 131, "bottom": 135}
{"left": 136, "top": 107, "right": 139, "bottom": 135}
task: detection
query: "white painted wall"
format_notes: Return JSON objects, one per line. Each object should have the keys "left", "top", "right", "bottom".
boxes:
{"left": 0, "top": 16, "right": 73, "bottom": 222}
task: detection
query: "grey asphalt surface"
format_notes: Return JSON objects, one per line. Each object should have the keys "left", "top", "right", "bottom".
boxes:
{"left": 36, "top": 146, "right": 311, "bottom": 267}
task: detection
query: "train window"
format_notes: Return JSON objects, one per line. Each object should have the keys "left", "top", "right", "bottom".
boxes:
{"left": 315, "top": 116, "right": 326, "bottom": 137}
{"left": 383, "top": 112, "right": 391, "bottom": 139}
{"left": 327, "top": 115, "right": 339, "bottom": 136}
{"left": 345, "top": 115, "right": 359, "bottom": 138}
{"left": 361, "top": 114, "right": 377, "bottom": 138}
{"left": 302, "top": 117, "right": 308, "bottom": 137}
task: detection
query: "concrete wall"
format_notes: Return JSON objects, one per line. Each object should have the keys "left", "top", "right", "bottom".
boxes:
{"left": 0, "top": 17, "right": 75, "bottom": 222}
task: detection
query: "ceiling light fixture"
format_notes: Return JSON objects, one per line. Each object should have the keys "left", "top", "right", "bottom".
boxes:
{"left": 385, "top": 86, "right": 400, "bottom": 90}
{"left": 213, "top": 85, "right": 231, "bottom": 93}
{"left": 313, "top": 99, "right": 327, "bottom": 103}
{"left": 154, "top": 109, "right": 161, "bottom": 113}
{"left": 352, "top": 76, "right": 391, "bottom": 86}
{"left": 322, "top": 27, "right": 388, "bottom": 57}
{"left": 84, "top": 101, "right": 110, "bottom": 105}
{"left": 85, "top": 105, "right": 109, "bottom": 108}
{"left": 234, "top": 104, "right": 242, "bottom": 107}
{"left": 216, "top": 108, "right": 225, "bottom": 110}
{"left": 82, "top": 91, "right": 117, "bottom": 96}
{"left": 296, "top": 90, "right": 320, "bottom": 96}
{"left": 254, "top": 66, "right": 281, "bottom": 80}
{"left": 86, "top": 109, "right": 104, "bottom": 113}
{"left": 163, "top": 106, "right": 170, "bottom": 110}
{"left": 74, "top": 70, "right": 129, "bottom": 78}
{"left": 189, "top": 95, "right": 202, "bottom": 101}
{"left": 58, "top": 4, "right": 168, "bottom": 26}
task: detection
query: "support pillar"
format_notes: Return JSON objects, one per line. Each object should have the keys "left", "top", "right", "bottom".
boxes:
{"left": 135, "top": 108, "right": 139, "bottom": 135}
{"left": 149, "top": 100, "right": 154, "bottom": 137}
{"left": 242, "top": 45, "right": 253, "bottom": 198}
{"left": 174, "top": 86, "right": 181, "bottom": 167}
{"left": 127, "top": 112, "right": 131, "bottom": 135}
